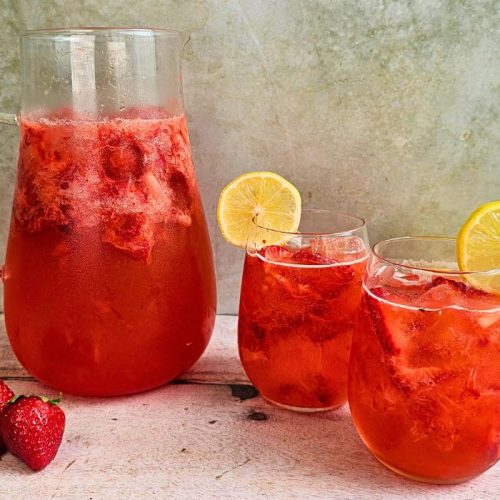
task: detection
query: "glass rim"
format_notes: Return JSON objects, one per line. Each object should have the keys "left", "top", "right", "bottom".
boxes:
{"left": 22, "top": 27, "right": 186, "bottom": 40}
{"left": 372, "top": 236, "right": 500, "bottom": 276}
{"left": 252, "top": 208, "right": 366, "bottom": 238}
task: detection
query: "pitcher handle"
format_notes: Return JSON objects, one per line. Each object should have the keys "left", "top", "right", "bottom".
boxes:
{"left": 0, "top": 112, "right": 18, "bottom": 126}
{"left": 0, "top": 112, "right": 18, "bottom": 285}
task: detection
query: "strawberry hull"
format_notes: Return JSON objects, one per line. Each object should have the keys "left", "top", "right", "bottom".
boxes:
{"left": 3, "top": 111, "right": 216, "bottom": 396}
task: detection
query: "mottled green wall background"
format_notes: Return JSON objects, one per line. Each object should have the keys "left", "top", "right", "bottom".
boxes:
{"left": 1, "top": 0, "right": 499, "bottom": 313}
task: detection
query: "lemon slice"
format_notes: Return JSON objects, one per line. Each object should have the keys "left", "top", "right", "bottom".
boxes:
{"left": 457, "top": 201, "right": 500, "bottom": 292}
{"left": 217, "top": 171, "right": 301, "bottom": 247}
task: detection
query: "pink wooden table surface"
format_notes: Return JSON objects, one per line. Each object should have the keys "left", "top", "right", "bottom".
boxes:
{"left": 0, "top": 314, "right": 498, "bottom": 499}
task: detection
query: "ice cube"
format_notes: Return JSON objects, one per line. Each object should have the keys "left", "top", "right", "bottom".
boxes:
{"left": 310, "top": 236, "right": 366, "bottom": 262}
{"left": 478, "top": 312, "right": 500, "bottom": 329}
{"left": 144, "top": 171, "right": 168, "bottom": 205}
{"left": 292, "top": 249, "right": 331, "bottom": 265}
{"left": 261, "top": 245, "right": 294, "bottom": 262}
{"left": 417, "top": 282, "right": 464, "bottom": 309}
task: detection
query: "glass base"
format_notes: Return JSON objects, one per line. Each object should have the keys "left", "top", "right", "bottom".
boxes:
{"left": 374, "top": 454, "right": 481, "bottom": 485}
{"left": 262, "top": 395, "right": 345, "bottom": 413}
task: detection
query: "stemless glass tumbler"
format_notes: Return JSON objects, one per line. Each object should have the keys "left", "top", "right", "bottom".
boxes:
{"left": 1, "top": 29, "right": 216, "bottom": 396}
{"left": 348, "top": 237, "right": 500, "bottom": 483}
{"left": 238, "top": 209, "right": 369, "bottom": 412}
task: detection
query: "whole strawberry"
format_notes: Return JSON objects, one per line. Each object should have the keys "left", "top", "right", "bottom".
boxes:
{"left": 0, "top": 380, "right": 15, "bottom": 454}
{"left": 1, "top": 395, "right": 65, "bottom": 471}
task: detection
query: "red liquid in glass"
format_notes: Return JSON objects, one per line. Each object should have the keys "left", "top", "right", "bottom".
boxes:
{"left": 3, "top": 110, "right": 216, "bottom": 396}
{"left": 238, "top": 243, "right": 367, "bottom": 410}
{"left": 349, "top": 278, "right": 500, "bottom": 482}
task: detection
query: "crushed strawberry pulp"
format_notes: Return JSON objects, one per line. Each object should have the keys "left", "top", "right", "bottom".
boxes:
{"left": 3, "top": 109, "right": 216, "bottom": 396}
{"left": 348, "top": 272, "right": 500, "bottom": 482}
{"left": 238, "top": 241, "right": 367, "bottom": 410}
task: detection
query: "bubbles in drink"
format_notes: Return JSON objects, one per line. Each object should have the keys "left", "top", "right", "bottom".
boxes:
{"left": 4, "top": 108, "right": 216, "bottom": 396}
{"left": 349, "top": 262, "right": 500, "bottom": 482}
{"left": 14, "top": 112, "right": 197, "bottom": 261}
{"left": 239, "top": 242, "right": 368, "bottom": 410}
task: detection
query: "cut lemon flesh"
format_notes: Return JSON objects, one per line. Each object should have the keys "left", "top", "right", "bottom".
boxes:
{"left": 217, "top": 171, "right": 301, "bottom": 247}
{"left": 457, "top": 201, "right": 500, "bottom": 293}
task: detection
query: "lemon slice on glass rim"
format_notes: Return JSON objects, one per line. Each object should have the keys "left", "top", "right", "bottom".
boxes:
{"left": 457, "top": 200, "right": 500, "bottom": 293}
{"left": 217, "top": 171, "right": 301, "bottom": 248}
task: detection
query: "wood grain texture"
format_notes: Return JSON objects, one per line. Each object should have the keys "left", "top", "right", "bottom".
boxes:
{"left": 0, "top": 380, "right": 498, "bottom": 500}
{"left": 0, "top": 315, "right": 498, "bottom": 498}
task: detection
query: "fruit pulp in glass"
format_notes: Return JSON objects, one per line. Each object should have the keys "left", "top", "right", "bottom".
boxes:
{"left": 238, "top": 241, "right": 367, "bottom": 410}
{"left": 349, "top": 275, "right": 500, "bottom": 483}
{"left": 3, "top": 109, "right": 216, "bottom": 396}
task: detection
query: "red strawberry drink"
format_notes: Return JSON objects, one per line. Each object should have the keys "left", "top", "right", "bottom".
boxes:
{"left": 3, "top": 109, "right": 216, "bottom": 396}
{"left": 238, "top": 210, "right": 369, "bottom": 411}
{"left": 348, "top": 237, "right": 500, "bottom": 483}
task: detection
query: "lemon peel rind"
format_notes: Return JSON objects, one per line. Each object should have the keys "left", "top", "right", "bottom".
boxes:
{"left": 457, "top": 200, "right": 500, "bottom": 294}
{"left": 217, "top": 171, "right": 301, "bottom": 248}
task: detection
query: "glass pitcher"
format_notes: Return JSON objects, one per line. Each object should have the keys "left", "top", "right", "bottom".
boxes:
{"left": 0, "top": 28, "right": 216, "bottom": 396}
